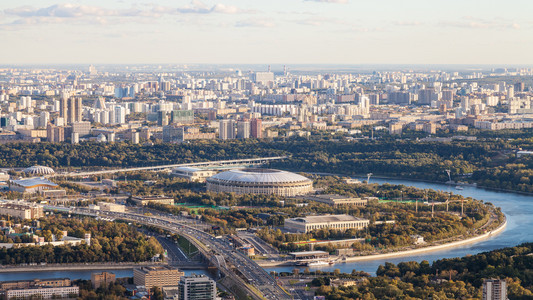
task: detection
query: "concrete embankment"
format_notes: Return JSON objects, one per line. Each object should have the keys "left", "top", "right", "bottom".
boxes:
{"left": 258, "top": 217, "right": 507, "bottom": 267}
{"left": 0, "top": 262, "right": 205, "bottom": 273}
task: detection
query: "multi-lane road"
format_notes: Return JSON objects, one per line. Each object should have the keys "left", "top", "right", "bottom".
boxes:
{"left": 59, "top": 206, "right": 291, "bottom": 300}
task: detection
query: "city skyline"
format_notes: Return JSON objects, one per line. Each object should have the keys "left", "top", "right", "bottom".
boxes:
{"left": 1, "top": 0, "right": 532, "bottom": 65}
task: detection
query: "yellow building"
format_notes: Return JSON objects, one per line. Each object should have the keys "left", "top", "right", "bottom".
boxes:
{"left": 133, "top": 267, "right": 184, "bottom": 289}
{"left": 131, "top": 196, "right": 174, "bottom": 206}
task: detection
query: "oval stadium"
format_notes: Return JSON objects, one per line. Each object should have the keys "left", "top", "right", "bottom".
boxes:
{"left": 206, "top": 169, "right": 313, "bottom": 196}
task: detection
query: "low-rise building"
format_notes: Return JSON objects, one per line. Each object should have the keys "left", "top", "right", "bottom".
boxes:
{"left": 133, "top": 266, "right": 184, "bottom": 289}
{"left": 0, "top": 201, "right": 44, "bottom": 220}
{"left": 302, "top": 194, "right": 368, "bottom": 207}
{"left": 288, "top": 251, "right": 329, "bottom": 260}
{"left": 91, "top": 272, "right": 116, "bottom": 289}
{"left": 8, "top": 178, "right": 59, "bottom": 194}
{"left": 5, "top": 286, "right": 79, "bottom": 299}
{"left": 0, "top": 278, "right": 71, "bottom": 291}
{"left": 131, "top": 196, "right": 174, "bottom": 206}
{"left": 172, "top": 167, "right": 217, "bottom": 182}
{"left": 284, "top": 214, "right": 369, "bottom": 233}
{"left": 98, "top": 202, "right": 126, "bottom": 212}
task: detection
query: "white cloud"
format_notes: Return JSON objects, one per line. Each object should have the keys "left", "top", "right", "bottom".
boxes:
{"left": 439, "top": 17, "right": 521, "bottom": 30}
{"left": 304, "top": 0, "right": 349, "bottom": 3}
{"left": 177, "top": 1, "right": 249, "bottom": 14}
{"left": 235, "top": 19, "right": 275, "bottom": 28}
{"left": 393, "top": 21, "right": 424, "bottom": 26}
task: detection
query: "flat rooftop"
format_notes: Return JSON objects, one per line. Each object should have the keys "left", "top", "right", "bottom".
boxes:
{"left": 289, "top": 214, "right": 366, "bottom": 223}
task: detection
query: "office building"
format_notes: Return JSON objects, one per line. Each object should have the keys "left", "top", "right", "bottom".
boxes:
{"left": 91, "top": 272, "right": 116, "bottom": 289}
{"left": 284, "top": 214, "right": 370, "bottom": 233}
{"left": 482, "top": 279, "right": 507, "bottom": 300}
{"left": 133, "top": 266, "right": 184, "bottom": 289}
{"left": 219, "top": 120, "right": 235, "bottom": 140}
{"left": 178, "top": 275, "right": 216, "bottom": 300}
{"left": 251, "top": 118, "right": 262, "bottom": 138}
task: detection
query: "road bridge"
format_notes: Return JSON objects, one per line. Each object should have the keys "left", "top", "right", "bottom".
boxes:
{"left": 51, "top": 156, "right": 287, "bottom": 178}
{"left": 46, "top": 206, "right": 291, "bottom": 300}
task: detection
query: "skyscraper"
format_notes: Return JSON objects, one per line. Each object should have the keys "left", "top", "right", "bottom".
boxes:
{"left": 251, "top": 118, "right": 262, "bottom": 138}
{"left": 178, "top": 275, "right": 216, "bottom": 300}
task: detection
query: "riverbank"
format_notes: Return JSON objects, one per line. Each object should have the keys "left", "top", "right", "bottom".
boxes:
{"left": 257, "top": 217, "right": 507, "bottom": 267}
{"left": 303, "top": 171, "right": 533, "bottom": 196}
{"left": 0, "top": 261, "right": 206, "bottom": 273}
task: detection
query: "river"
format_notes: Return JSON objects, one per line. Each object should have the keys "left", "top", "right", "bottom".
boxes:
{"left": 0, "top": 269, "right": 210, "bottom": 282}
{"left": 265, "top": 177, "right": 533, "bottom": 275}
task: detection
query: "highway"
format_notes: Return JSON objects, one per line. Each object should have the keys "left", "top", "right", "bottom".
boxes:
{"left": 50, "top": 156, "right": 287, "bottom": 178}
{"left": 56, "top": 206, "right": 291, "bottom": 300}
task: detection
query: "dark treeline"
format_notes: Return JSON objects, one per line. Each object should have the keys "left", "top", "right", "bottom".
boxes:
{"left": 0, "top": 217, "right": 164, "bottom": 265}
{"left": 314, "top": 243, "right": 533, "bottom": 299}
{"left": 2, "top": 136, "right": 533, "bottom": 192}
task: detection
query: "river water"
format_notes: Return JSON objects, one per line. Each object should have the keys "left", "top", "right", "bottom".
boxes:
{"left": 0, "top": 269, "right": 210, "bottom": 282}
{"left": 2, "top": 177, "right": 531, "bottom": 280}
{"left": 265, "top": 177, "right": 533, "bottom": 275}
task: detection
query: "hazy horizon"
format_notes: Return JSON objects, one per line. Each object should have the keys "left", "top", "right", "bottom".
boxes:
{"left": 1, "top": 0, "right": 532, "bottom": 65}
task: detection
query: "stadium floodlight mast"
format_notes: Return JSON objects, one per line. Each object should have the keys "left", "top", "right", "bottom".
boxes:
{"left": 445, "top": 169, "right": 452, "bottom": 183}
{"left": 367, "top": 173, "right": 373, "bottom": 184}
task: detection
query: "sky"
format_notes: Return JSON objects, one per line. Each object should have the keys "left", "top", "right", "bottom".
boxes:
{"left": 0, "top": 0, "right": 532, "bottom": 65}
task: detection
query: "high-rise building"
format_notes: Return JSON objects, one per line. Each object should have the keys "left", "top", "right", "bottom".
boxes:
{"left": 71, "top": 121, "right": 91, "bottom": 136}
{"left": 252, "top": 72, "right": 275, "bottom": 84}
{"left": 178, "top": 275, "right": 216, "bottom": 300}
{"left": 250, "top": 118, "right": 262, "bottom": 138}
{"left": 219, "top": 120, "right": 235, "bottom": 140}
{"left": 39, "top": 111, "right": 50, "bottom": 128}
{"left": 514, "top": 82, "right": 524, "bottom": 93}
{"left": 388, "top": 92, "right": 411, "bottom": 105}
{"left": 236, "top": 121, "right": 250, "bottom": 139}
{"left": 47, "top": 124, "right": 65, "bottom": 143}
{"left": 60, "top": 97, "right": 83, "bottom": 125}
{"left": 482, "top": 279, "right": 507, "bottom": 300}
{"left": 114, "top": 106, "right": 126, "bottom": 124}
{"left": 418, "top": 89, "right": 439, "bottom": 105}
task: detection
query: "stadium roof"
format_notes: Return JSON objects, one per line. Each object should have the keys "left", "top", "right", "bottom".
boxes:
{"left": 208, "top": 169, "right": 311, "bottom": 184}
{"left": 10, "top": 178, "right": 58, "bottom": 188}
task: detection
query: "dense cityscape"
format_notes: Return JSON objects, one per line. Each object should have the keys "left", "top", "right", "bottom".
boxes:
{"left": 1, "top": 0, "right": 533, "bottom": 299}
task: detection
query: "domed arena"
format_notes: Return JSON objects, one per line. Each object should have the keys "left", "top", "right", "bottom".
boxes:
{"left": 24, "top": 165, "right": 55, "bottom": 176}
{"left": 206, "top": 168, "right": 313, "bottom": 196}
